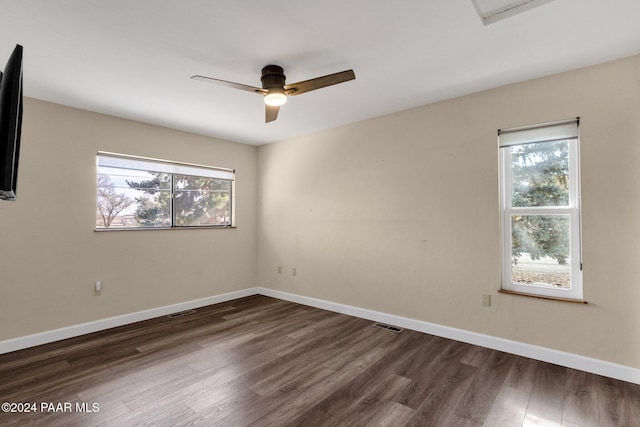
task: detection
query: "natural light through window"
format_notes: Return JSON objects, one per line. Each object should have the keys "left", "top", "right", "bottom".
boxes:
{"left": 96, "top": 152, "right": 235, "bottom": 230}
{"left": 499, "top": 119, "right": 582, "bottom": 300}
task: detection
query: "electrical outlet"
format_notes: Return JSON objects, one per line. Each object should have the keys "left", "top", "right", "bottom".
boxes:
{"left": 482, "top": 294, "right": 491, "bottom": 307}
{"left": 277, "top": 266, "right": 282, "bottom": 274}
{"left": 292, "top": 268, "right": 297, "bottom": 277}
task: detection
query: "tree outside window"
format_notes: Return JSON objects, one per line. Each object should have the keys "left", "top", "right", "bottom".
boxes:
{"left": 499, "top": 119, "right": 582, "bottom": 300}
{"left": 96, "top": 153, "right": 234, "bottom": 229}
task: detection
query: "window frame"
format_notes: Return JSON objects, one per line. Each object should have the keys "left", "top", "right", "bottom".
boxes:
{"left": 96, "top": 152, "right": 235, "bottom": 230}
{"left": 498, "top": 119, "right": 583, "bottom": 301}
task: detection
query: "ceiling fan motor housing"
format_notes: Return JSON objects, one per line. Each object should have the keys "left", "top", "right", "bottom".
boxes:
{"left": 261, "top": 65, "right": 286, "bottom": 89}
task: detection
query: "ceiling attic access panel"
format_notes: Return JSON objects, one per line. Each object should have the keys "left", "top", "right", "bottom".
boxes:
{"left": 471, "top": 0, "right": 556, "bottom": 25}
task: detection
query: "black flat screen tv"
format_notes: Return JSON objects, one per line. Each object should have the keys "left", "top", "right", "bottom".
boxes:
{"left": 0, "top": 44, "right": 23, "bottom": 201}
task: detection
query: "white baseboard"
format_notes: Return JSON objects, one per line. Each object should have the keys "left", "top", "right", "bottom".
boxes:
{"left": 256, "top": 287, "right": 640, "bottom": 385}
{"left": 0, "top": 288, "right": 259, "bottom": 355}
{"left": 1, "top": 286, "right": 638, "bottom": 385}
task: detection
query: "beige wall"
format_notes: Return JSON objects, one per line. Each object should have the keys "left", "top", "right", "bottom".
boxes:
{"left": 2, "top": 55, "right": 639, "bottom": 370}
{"left": 0, "top": 99, "right": 258, "bottom": 339}
{"left": 257, "top": 55, "right": 640, "bottom": 369}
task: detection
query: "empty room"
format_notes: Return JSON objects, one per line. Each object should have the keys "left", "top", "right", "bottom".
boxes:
{"left": 1, "top": 1, "right": 639, "bottom": 426}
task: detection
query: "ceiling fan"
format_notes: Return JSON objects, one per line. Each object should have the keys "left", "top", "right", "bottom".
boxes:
{"left": 191, "top": 65, "right": 356, "bottom": 123}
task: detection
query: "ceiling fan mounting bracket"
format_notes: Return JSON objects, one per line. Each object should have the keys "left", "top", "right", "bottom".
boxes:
{"left": 261, "top": 65, "right": 286, "bottom": 90}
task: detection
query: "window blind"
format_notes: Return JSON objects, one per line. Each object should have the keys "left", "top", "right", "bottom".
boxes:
{"left": 97, "top": 152, "right": 235, "bottom": 181}
{"left": 498, "top": 118, "right": 579, "bottom": 148}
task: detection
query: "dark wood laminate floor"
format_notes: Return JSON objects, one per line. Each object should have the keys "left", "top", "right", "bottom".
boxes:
{"left": 0, "top": 295, "right": 638, "bottom": 426}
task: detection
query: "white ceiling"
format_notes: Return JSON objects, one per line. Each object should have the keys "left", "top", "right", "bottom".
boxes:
{"left": 1, "top": 0, "right": 639, "bottom": 145}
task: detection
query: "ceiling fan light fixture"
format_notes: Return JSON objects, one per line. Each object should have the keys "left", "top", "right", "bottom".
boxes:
{"left": 264, "top": 90, "right": 287, "bottom": 106}
{"left": 192, "top": 65, "right": 355, "bottom": 122}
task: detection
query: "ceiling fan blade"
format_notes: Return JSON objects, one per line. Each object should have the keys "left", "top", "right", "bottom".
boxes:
{"left": 191, "top": 75, "right": 267, "bottom": 95}
{"left": 266, "top": 104, "right": 280, "bottom": 123}
{"left": 284, "top": 69, "right": 355, "bottom": 96}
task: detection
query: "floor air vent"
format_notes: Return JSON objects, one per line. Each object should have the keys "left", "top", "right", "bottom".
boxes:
{"left": 372, "top": 323, "right": 404, "bottom": 333}
{"left": 167, "top": 309, "right": 196, "bottom": 318}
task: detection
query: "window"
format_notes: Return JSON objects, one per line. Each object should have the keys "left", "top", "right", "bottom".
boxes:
{"left": 96, "top": 152, "right": 234, "bottom": 229}
{"left": 499, "top": 118, "right": 582, "bottom": 300}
